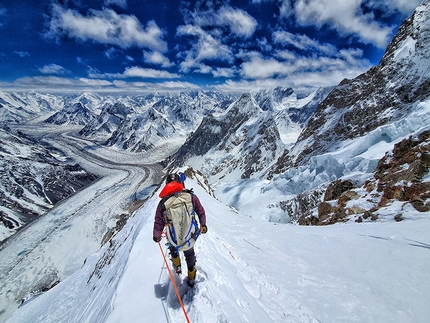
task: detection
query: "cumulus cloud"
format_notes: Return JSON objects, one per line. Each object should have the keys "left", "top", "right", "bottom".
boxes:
{"left": 240, "top": 46, "right": 371, "bottom": 83}
{"left": 273, "top": 31, "right": 337, "bottom": 55}
{"left": 89, "top": 66, "right": 180, "bottom": 79}
{"left": 175, "top": 4, "right": 256, "bottom": 74}
{"left": 191, "top": 5, "right": 257, "bottom": 38}
{"left": 212, "top": 66, "right": 237, "bottom": 78}
{"left": 122, "top": 66, "right": 178, "bottom": 78}
{"left": 46, "top": 4, "right": 167, "bottom": 51}
{"left": 177, "top": 24, "right": 234, "bottom": 73}
{"left": 367, "top": 0, "right": 422, "bottom": 15}
{"left": 217, "top": 6, "right": 258, "bottom": 38}
{"left": 39, "top": 63, "right": 70, "bottom": 75}
{"left": 143, "top": 51, "right": 173, "bottom": 67}
{"left": 280, "top": 0, "right": 394, "bottom": 48}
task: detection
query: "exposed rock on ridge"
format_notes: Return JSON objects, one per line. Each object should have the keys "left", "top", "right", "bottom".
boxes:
{"left": 297, "top": 131, "right": 430, "bottom": 225}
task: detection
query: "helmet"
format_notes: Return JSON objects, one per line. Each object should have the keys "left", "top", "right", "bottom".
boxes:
{"left": 165, "top": 173, "right": 182, "bottom": 184}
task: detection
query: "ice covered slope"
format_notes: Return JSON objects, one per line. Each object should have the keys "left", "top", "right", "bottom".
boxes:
{"left": 8, "top": 170, "right": 430, "bottom": 323}
{"left": 0, "top": 91, "right": 64, "bottom": 123}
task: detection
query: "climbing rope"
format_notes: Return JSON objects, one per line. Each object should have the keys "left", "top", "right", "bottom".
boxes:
{"left": 158, "top": 241, "right": 191, "bottom": 323}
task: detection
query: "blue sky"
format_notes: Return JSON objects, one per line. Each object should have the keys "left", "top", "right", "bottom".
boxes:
{"left": 0, "top": 0, "right": 422, "bottom": 94}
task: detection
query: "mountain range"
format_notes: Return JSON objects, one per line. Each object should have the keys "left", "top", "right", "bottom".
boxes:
{"left": 1, "top": 1, "right": 430, "bottom": 322}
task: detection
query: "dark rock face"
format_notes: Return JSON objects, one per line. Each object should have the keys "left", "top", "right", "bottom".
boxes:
{"left": 279, "top": 189, "right": 325, "bottom": 223}
{"left": 297, "top": 131, "right": 430, "bottom": 225}
{"left": 324, "top": 180, "right": 355, "bottom": 201}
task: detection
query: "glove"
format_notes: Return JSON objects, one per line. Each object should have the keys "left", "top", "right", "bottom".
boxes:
{"left": 153, "top": 236, "right": 162, "bottom": 243}
{"left": 200, "top": 225, "right": 208, "bottom": 234}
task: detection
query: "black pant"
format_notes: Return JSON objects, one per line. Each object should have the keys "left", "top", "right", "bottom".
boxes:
{"left": 169, "top": 246, "right": 196, "bottom": 271}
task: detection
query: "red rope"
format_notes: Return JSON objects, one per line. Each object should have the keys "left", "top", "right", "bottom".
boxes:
{"left": 158, "top": 242, "right": 191, "bottom": 323}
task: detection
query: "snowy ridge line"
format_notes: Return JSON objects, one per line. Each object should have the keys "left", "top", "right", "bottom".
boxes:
{"left": 0, "top": 167, "right": 131, "bottom": 279}
{"left": 5, "top": 170, "right": 430, "bottom": 323}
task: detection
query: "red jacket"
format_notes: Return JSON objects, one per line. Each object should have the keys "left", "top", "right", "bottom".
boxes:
{"left": 153, "top": 182, "right": 206, "bottom": 240}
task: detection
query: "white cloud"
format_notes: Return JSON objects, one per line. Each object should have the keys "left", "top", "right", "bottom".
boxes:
{"left": 14, "top": 51, "right": 30, "bottom": 57}
{"left": 15, "top": 76, "right": 76, "bottom": 86}
{"left": 367, "top": 0, "right": 422, "bottom": 15}
{"left": 78, "top": 78, "right": 112, "bottom": 86}
{"left": 113, "top": 80, "right": 201, "bottom": 92}
{"left": 191, "top": 5, "right": 257, "bottom": 38}
{"left": 143, "top": 51, "right": 173, "bottom": 67}
{"left": 240, "top": 47, "right": 371, "bottom": 87}
{"left": 0, "top": 75, "right": 196, "bottom": 94}
{"left": 7, "top": 76, "right": 113, "bottom": 93}
{"left": 104, "top": 0, "right": 127, "bottom": 9}
{"left": 46, "top": 5, "right": 167, "bottom": 51}
{"left": 88, "top": 66, "right": 180, "bottom": 79}
{"left": 217, "top": 6, "right": 258, "bottom": 38}
{"left": 177, "top": 25, "right": 234, "bottom": 73}
{"left": 122, "top": 66, "right": 178, "bottom": 78}
{"left": 104, "top": 47, "right": 119, "bottom": 59}
{"left": 256, "top": 37, "right": 273, "bottom": 52}
{"left": 212, "top": 66, "right": 237, "bottom": 78}
{"left": 280, "top": 0, "right": 394, "bottom": 48}
{"left": 273, "top": 31, "right": 337, "bottom": 55}
{"left": 193, "top": 63, "right": 213, "bottom": 74}
{"left": 39, "top": 64, "right": 70, "bottom": 75}
{"left": 241, "top": 56, "right": 293, "bottom": 79}
{"left": 214, "top": 65, "right": 359, "bottom": 94}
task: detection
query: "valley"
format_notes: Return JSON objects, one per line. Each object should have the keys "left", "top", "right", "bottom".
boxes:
{"left": 0, "top": 122, "right": 164, "bottom": 321}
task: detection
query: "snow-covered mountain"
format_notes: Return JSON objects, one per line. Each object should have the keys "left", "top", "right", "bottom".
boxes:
{"left": 0, "top": 91, "right": 64, "bottom": 123}
{"left": 280, "top": 0, "right": 430, "bottom": 169}
{"left": 0, "top": 126, "right": 98, "bottom": 242}
{"left": 1, "top": 1, "right": 430, "bottom": 322}
{"left": 164, "top": 87, "right": 331, "bottom": 183}
{"left": 45, "top": 93, "right": 108, "bottom": 125}
{"left": 79, "top": 91, "right": 237, "bottom": 152}
{"left": 78, "top": 102, "right": 136, "bottom": 143}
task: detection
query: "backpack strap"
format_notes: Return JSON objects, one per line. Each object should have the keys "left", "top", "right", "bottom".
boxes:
{"left": 161, "top": 191, "right": 200, "bottom": 251}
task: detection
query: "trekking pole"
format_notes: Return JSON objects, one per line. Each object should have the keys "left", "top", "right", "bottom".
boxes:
{"left": 158, "top": 242, "right": 191, "bottom": 323}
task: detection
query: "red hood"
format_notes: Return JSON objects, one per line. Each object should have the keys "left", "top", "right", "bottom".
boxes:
{"left": 159, "top": 181, "right": 184, "bottom": 198}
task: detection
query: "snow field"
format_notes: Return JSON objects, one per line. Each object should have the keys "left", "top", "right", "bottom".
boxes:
{"left": 111, "top": 175, "right": 430, "bottom": 323}
{"left": 7, "top": 173, "right": 430, "bottom": 323}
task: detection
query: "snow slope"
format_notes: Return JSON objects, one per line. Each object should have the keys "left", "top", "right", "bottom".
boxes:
{"left": 8, "top": 172, "right": 430, "bottom": 323}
